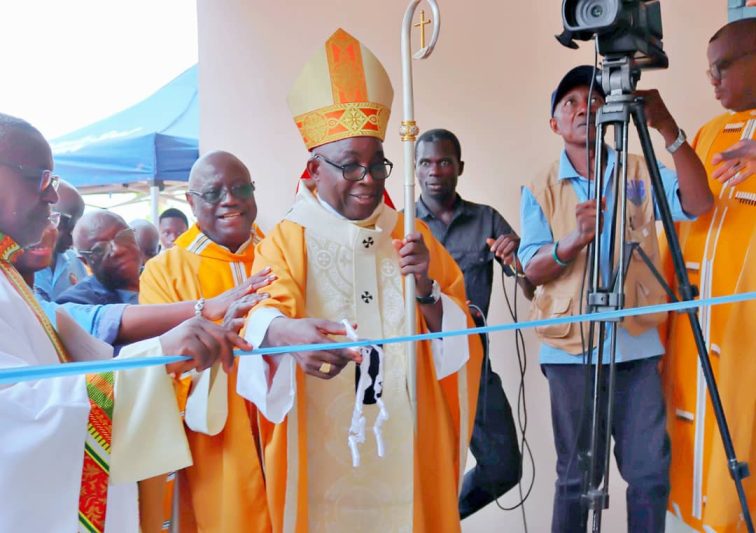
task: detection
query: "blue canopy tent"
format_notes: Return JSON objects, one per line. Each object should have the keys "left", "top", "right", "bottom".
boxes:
{"left": 50, "top": 65, "right": 198, "bottom": 222}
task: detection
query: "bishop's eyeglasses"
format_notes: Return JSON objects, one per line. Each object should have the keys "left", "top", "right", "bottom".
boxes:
{"left": 312, "top": 155, "right": 394, "bottom": 182}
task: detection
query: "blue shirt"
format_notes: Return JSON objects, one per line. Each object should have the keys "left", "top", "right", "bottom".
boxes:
{"left": 55, "top": 275, "right": 138, "bottom": 306}
{"left": 33, "top": 249, "right": 88, "bottom": 302}
{"left": 518, "top": 148, "right": 694, "bottom": 365}
{"left": 37, "top": 298, "right": 127, "bottom": 346}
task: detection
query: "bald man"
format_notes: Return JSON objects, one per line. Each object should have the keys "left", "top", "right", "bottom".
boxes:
{"left": 34, "top": 179, "right": 87, "bottom": 300}
{"left": 139, "top": 150, "right": 271, "bottom": 532}
{"left": 130, "top": 218, "right": 160, "bottom": 260}
{"left": 662, "top": 18, "right": 756, "bottom": 532}
{"left": 57, "top": 211, "right": 142, "bottom": 305}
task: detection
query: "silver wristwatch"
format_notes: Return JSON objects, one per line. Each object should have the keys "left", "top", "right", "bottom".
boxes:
{"left": 666, "top": 128, "right": 687, "bottom": 154}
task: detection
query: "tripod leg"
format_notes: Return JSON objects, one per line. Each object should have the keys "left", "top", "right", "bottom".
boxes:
{"left": 631, "top": 101, "right": 754, "bottom": 532}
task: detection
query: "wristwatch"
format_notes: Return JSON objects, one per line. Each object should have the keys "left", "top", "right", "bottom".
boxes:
{"left": 666, "top": 128, "right": 687, "bottom": 154}
{"left": 415, "top": 279, "right": 441, "bottom": 305}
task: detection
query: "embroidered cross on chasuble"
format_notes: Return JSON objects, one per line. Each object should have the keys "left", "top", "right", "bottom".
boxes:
{"left": 0, "top": 236, "right": 114, "bottom": 533}
{"left": 284, "top": 189, "right": 415, "bottom": 530}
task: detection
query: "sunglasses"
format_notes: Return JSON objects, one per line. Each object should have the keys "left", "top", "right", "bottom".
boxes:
{"left": 0, "top": 159, "right": 59, "bottom": 192}
{"left": 188, "top": 182, "right": 256, "bottom": 205}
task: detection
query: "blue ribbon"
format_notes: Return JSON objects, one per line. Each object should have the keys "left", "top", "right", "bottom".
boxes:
{"left": 1, "top": 291, "right": 754, "bottom": 385}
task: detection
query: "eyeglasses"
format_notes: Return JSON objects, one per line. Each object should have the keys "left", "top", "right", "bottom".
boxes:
{"left": 706, "top": 49, "right": 756, "bottom": 82}
{"left": 312, "top": 155, "right": 394, "bottom": 182}
{"left": 0, "top": 159, "right": 59, "bottom": 192}
{"left": 78, "top": 227, "right": 137, "bottom": 263}
{"left": 52, "top": 210, "right": 74, "bottom": 228}
{"left": 188, "top": 182, "right": 256, "bottom": 205}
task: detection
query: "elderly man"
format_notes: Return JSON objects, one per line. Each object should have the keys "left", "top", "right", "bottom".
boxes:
{"left": 518, "top": 65, "right": 711, "bottom": 532}
{"left": 158, "top": 207, "right": 189, "bottom": 250}
{"left": 18, "top": 215, "right": 269, "bottom": 349}
{"left": 57, "top": 211, "right": 142, "bottom": 305}
{"left": 140, "top": 150, "right": 272, "bottom": 531}
{"left": 0, "top": 113, "right": 253, "bottom": 531}
{"left": 33, "top": 179, "right": 87, "bottom": 301}
{"left": 131, "top": 218, "right": 160, "bottom": 260}
{"left": 239, "top": 29, "right": 482, "bottom": 532}
{"left": 663, "top": 18, "right": 756, "bottom": 532}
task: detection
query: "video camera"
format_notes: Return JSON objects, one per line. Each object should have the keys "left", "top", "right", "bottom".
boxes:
{"left": 556, "top": 0, "right": 668, "bottom": 70}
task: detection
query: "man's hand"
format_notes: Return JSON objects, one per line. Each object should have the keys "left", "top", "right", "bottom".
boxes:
{"left": 223, "top": 291, "right": 270, "bottom": 333}
{"left": 203, "top": 267, "right": 277, "bottom": 320}
{"left": 575, "top": 199, "right": 602, "bottom": 247}
{"left": 712, "top": 139, "right": 755, "bottom": 186}
{"left": 265, "top": 317, "right": 361, "bottom": 379}
{"left": 486, "top": 233, "right": 520, "bottom": 265}
{"left": 393, "top": 232, "right": 432, "bottom": 296}
{"left": 635, "top": 89, "right": 679, "bottom": 144}
{"left": 160, "top": 316, "right": 252, "bottom": 375}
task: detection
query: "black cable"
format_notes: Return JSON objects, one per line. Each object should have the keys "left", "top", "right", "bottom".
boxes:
{"left": 474, "top": 269, "right": 534, "bottom": 530}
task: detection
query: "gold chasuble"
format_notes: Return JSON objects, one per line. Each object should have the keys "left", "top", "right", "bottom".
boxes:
{"left": 139, "top": 223, "right": 270, "bottom": 532}
{"left": 240, "top": 188, "right": 482, "bottom": 532}
{"left": 661, "top": 109, "right": 756, "bottom": 532}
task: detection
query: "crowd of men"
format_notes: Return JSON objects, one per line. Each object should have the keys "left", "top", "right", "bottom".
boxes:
{"left": 0, "top": 16, "right": 753, "bottom": 533}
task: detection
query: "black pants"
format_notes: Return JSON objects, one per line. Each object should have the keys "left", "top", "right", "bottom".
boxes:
{"left": 459, "top": 331, "right": 522, "bottom": 519}
{"left": 542, "top": 357, "right": 670, "bottom": 533}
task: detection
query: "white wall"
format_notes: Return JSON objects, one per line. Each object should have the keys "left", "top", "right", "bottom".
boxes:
{"left": 196, "top": 1, "right": 727, "bottom": 531}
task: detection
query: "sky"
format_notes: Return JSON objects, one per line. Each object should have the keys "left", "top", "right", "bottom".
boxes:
{"left": 0, "top": 0, "right": 198, "bottom": 138}
{"left": 0, "top": 0, "right": 198, "bottom": 221}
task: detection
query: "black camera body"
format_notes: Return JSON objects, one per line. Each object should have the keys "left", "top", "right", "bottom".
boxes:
{"left": 559, "top": 0, "right": 668, "bottom": 69}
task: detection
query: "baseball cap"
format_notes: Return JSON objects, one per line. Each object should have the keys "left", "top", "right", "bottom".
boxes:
{"left": 550, "top": 65, "right": 604, "bottom": 116}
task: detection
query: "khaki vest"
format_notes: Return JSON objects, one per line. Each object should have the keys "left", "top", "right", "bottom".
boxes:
{"left": 526, "top": 154, "right": 667, "bottom": 355}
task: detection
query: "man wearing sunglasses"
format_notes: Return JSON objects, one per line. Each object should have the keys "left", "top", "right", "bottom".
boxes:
{"left": 33, "top": 179, "right": 87, "bottom": 301}
{"left": 0, "top": 113, "right": 254, "bottom": 532}
{"left": 663, "top": 17, "right": 756, "bottom": 532}
{"left": 139, "top": 150, "right": 273, "bottom": 532}
{"left": 56, "top": 211, "right": 142, "bottom": 306}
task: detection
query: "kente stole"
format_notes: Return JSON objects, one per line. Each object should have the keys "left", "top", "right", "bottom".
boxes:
{"left": 0, "top": 234, "right": 114, "bottom": 533}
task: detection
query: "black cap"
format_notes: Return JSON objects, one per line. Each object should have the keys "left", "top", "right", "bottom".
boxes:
{"left": 550, "top": 65, "right": 604, "bottom": 116}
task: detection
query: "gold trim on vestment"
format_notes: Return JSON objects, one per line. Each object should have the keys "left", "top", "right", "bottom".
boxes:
{"left": 294, "top": 102, "right": 390, "bottom": 150}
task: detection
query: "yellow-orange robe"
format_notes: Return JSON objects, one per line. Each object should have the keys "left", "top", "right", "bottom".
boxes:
{"left": 662, "top": 109, "right": 755, "bottom": 532}
{"left": 238, "top": 188, "right": 482, "bottom": 532}
{"left": 139, "top": 223, "right": 271, "bottom": 532}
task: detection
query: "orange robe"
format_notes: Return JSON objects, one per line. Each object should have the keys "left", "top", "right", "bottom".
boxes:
{"left": 662, "top": 109, "right": 756, "bottom": 531}
{"left": 139, "top": 223, "right": 270, "bottom": 532}
{"left": 241, "top": 193, "right": 482, "bottom": 532}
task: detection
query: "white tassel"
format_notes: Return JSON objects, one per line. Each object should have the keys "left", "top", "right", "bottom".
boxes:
{"left": 343, "top": 319, "right": 389, "bottom": 467}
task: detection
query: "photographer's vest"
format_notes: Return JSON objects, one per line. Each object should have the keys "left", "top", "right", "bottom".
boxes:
{"left": 526, "top": 154, "right": 667, "bottom": 355}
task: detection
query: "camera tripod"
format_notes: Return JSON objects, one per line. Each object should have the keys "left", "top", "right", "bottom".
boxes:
{"left": 578, "top": 55, "right": 753, "bottom": 533}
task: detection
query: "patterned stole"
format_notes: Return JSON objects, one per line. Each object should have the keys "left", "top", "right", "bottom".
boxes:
{"left": 0, "top": 240, "right": 115, "bottom": 533}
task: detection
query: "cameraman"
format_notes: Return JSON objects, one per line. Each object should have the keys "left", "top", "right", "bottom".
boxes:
{"left": 518, "top": 66, "right": 711, "bottom": 532}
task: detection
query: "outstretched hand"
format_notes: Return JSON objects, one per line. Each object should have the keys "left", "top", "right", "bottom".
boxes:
{"left": 161, "top": 316, "right": 252, "bottom": 375}
{"left": 712, "top": 139, "right": 755, "bottom": 186}
{"left": 203, "top": 267, "right": 277, "bottom": 320}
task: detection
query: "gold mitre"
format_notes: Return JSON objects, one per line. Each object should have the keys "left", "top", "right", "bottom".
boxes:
{"left": 287, "top": 28, "right": 394, "bottom": 150}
